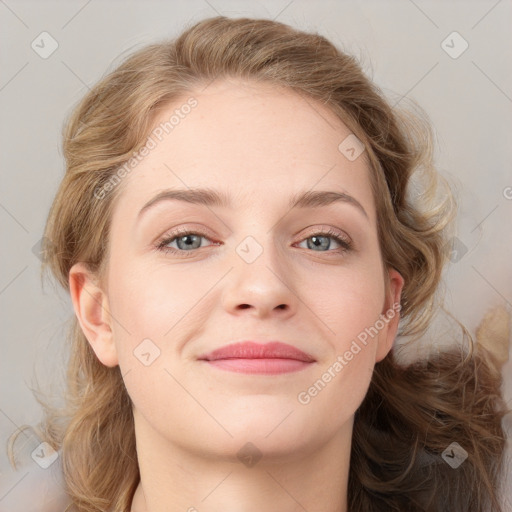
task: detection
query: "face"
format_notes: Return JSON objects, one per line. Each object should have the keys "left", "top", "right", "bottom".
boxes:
{"left": 71, "top": 78, "right": 403, "bottom": 461}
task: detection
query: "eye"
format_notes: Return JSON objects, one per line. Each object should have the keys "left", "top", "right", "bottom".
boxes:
{"left": 155, "top": 226, "right": 353, "bottom": 257}
{"left": 156, "top": 227, "right": 217, "bottom": 257}
{"left": 294, "top": 227, "right": 353, "bottom": 254}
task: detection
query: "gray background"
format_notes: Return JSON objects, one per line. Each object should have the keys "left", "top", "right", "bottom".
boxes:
{"left": 1, "top": 0, "right": 511, "bottom": 506}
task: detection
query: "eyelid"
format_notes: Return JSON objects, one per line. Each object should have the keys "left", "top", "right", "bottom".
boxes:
{"left": 156, "top": 223, "right": 351, "bottom": 241}
{"left": 301, "top": 225, "right": 352, "bottom": 244}
{"left": 155, "top": 224, "right": 217, "bottom": 244}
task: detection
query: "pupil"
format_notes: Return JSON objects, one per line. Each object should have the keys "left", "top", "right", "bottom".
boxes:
{"left": 178, "top": 234, "right": 200, "bottom": 250}
{"left": 310, "top": 235, "right": 329, "bottom": 251}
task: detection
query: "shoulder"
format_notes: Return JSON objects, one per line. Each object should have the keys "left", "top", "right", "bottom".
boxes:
{"left": 0, "top": 449, "right": 75, "bottom": 512}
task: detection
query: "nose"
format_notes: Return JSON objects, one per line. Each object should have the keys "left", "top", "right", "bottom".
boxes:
{"left": 221, "top": 237, "right": 297, "bottom": 319}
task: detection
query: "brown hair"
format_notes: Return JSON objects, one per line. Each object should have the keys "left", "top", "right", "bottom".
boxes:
{"left": 8, "top": 15, "right": 510, "bottom": 511}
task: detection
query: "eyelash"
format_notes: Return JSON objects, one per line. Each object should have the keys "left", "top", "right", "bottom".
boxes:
{"left": 155, "top": 226, "right": 353, "bottom": 258}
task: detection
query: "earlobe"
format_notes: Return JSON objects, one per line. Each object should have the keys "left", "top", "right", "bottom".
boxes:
{"left": 375, "top": 268, "right": 404, "bottom": 362}
{"left": 69, "top": 262, "right": 119, "bottom": 367}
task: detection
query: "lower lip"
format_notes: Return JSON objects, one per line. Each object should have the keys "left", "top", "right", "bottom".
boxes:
{"left": 203, "top": 358, "right": 314, "bottom": 375}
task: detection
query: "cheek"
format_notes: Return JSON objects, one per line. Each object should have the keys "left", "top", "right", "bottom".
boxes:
{"left": 303, "top": 346, "right": 376, "bottom": 434}
{"left": 307, "top": 260, "right": 386, "bottom": 344}
{"left": 106, "top": 257, "right": 229, "bottom": 382}
{"left": 108, "top": 259, "right": 209, "bottom": 334}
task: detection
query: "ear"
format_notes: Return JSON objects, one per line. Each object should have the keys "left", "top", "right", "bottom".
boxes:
{"left": 69, "top": 262, "right": 118, "bottom": 367}
{"left": 375, "top": 267, "right": 404, "bottom": 362}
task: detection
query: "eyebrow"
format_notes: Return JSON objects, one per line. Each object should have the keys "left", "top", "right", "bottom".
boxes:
{"left": 137, "top": 187, "right": 369, "bottom": 220}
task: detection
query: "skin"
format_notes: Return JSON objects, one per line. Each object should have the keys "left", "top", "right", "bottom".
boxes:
{"left": 69, "top": 78, "right": 403, "bottom": 512}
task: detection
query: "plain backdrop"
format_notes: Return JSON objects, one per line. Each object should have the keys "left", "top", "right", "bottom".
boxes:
{"left": 1, "top": 0, "right": 511, "bottom": 507}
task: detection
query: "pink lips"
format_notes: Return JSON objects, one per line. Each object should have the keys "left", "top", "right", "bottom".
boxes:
{"left": 198, "top": 341, "right": 316, "bottom": 375}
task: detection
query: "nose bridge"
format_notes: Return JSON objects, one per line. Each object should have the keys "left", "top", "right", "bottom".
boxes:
{"left": 234, "top": 228, "right": 286, "bottom": 284}
{"left": 221, "top": 221, "right": 296, "bottom": 316}
{"left": 228, "top": 202, "right": 284, "bottom": 266}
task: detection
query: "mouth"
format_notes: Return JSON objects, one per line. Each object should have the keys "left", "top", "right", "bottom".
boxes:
{"left": 197, "top": 341, "right": 316, "bottom": 375}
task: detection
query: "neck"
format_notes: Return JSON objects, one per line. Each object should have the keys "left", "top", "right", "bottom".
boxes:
{"left": 130, "top": 409, "right": 352, "bottom": 512}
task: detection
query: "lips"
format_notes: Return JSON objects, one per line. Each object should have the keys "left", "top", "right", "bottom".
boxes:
{"left": 198, "top": 341, "right": 316, "bottom": 363}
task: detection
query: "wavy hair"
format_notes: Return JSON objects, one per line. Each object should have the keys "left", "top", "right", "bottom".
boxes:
{"left": 7, "top": 15, "right": 510, "bottom": 512}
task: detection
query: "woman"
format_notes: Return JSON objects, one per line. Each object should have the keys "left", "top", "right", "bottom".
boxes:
{"left": 2, "top": 15, "right": 509, "bottom": 512}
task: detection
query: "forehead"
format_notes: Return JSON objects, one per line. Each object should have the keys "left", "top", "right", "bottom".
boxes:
{"left": 114, "top": 78, "right": 375, "bottom": 219}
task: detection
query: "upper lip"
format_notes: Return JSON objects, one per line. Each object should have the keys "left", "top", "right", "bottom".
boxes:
{"left": 198, "top": 341, "right": 316, "bottom": 362}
